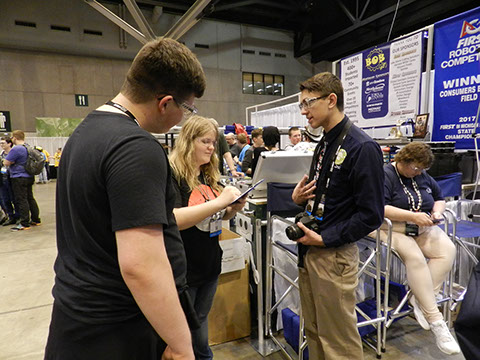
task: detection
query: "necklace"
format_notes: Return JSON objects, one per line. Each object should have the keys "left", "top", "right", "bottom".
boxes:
{"left": 394, "top": 163, "right": 422, "bottom": 212}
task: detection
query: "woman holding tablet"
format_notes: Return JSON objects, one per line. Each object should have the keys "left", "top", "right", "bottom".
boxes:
{"left": 169, "top": 115, "right": 246, "bottom": 360}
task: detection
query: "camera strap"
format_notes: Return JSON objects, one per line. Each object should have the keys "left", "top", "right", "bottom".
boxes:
{"left": 309, "top": 119, "right": 353, "bottom": 219}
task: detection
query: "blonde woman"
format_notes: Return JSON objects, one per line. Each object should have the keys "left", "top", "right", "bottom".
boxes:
{"left": 169, "top": 116, "right": 246, "bottom": 360}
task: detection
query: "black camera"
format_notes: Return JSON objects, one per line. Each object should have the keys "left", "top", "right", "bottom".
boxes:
{"left": 285, "top": 212, "right": 321, "bottom": 241}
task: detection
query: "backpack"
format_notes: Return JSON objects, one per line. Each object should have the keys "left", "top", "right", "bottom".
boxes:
{"left": 233, "top": 123, "right": 250, "bottom": 144}
{"left": 22, "top": 144, "right": 45, "bottom": 175}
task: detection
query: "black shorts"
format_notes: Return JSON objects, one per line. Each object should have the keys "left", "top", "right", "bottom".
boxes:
{"left": 44, "top": 303, "right": 166, "bottom": 360}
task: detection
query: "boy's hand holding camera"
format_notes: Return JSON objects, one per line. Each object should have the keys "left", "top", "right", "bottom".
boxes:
{"left": 295, "top": 222, "right": 325, "bottom": 247}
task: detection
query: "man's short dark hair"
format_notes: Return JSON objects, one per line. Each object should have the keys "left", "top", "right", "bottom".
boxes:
{"left": 1, "top": 136, "right": 12, "bottom": 146}
{"left": 288, "top": 127, "right": 300, "bottom": 136}
{"left": 299, "top": 72, "right": 344, "bottom": 111}
{"left": 263, "top": 126, "right": 280, "bottom": 147}
{"left": 251, "top": 128, "right": 262, "bottom": 139}
{"left": 121, "top": 38, "right": 206, "bottom": 104}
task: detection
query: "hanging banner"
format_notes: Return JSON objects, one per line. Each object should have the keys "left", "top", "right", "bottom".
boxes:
{"left": 341, "top": 31, "right": 424, "bottom": 128}
{"left": 432, "top": 6, "right": 480, "bottom": 149}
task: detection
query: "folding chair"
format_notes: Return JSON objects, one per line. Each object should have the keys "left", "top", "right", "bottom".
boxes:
{"left": 264, "top": 182, "right": 306, "bottom": 360}
{"left": 434, "top": 172, "right": 480, "bottom": 312}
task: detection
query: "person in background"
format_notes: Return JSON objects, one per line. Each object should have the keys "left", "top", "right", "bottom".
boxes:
{"left": 54, "top": 147, "right": 61, "bottom": 164}
{"left": 2, "top": 130, "right": 41, "bottom": 231}
{"left": 292, "top": 72, "right": 384, "bottom": 359}
{"left": 225, "top": 133, "right": 240, "bottom": 158}
{"left": 216, "top": 133, "right": 241, "bottom": 177}
{"left": 225, "top": 132, "right": 236, "bottom": 148}
{"left": 169, "top": 115, "right": 246, "bottom": 360}
{"left": 0, "top": 137, "right": 18, "bottom": 226}
{"left": 284, "top": 126, "right": 302, "bottom": 150}
{"left": 241, "top": 128, "right": 263, "bottom": 176}
{"left": 250, "top": 126, "right": 280, "bottom": 176}
{"left": 291, "top": 126, "right": 322, "bottom": 153}
{"left": 377, "top": 142, "right": 460, "bottom": 355}
{"left": 234, "top": 133, "right": 250, "bottom": 173}
{"left": 44, "top": 37, "right": 207, "bottom": 360}
{"left": 42, "top": 147, "right": 51, "bottom": 181}
{"left": 49, "top": 148, "right": 62, "bottom": 180}
{"left": 35, "top": 146, "right": 49, "bottom": 184}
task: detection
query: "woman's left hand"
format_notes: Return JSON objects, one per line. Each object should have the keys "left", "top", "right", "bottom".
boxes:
{"left": 229, "top": 196, "right": 247, "bottom": 212}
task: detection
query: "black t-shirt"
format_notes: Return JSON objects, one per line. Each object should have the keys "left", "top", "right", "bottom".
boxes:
{"left": 384, "top": 163, "right": 444, "bottom": 212}
{"left": 173, "top": 176, "right": 223, "bottom": 287}
{"left": 251, "top": 146, "right": 267, "bottom": 176}
{"left": 216, "top": 133, "right": 229, "bottom": 174}
{"left": 53, "top": 110, "right": 187, "bottom": 324}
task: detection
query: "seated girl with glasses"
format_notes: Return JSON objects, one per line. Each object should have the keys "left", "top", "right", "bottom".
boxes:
{"left": 169, "top": 115, "right": 246, "bottom": 360}
{"left": 374, "top": 142, "right": 460, "bottom": 355}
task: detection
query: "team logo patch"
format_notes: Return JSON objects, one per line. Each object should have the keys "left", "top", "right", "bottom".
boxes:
{"left": 335, "top": 149, "right": 347, "bottom": 165}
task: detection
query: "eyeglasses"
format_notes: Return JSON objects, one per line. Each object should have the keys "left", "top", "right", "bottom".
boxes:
{"left": 197, "top": 138, "right": 217, "bottom": 148}
{"left": 298, "top": 95, "right": 328, "bottom": 111}
{"left": 157, "top": 95, "right": 198, "bottom": 119}
{"left": 409, "top": 164, "right": 430, "bottom": 172}
{"left": 178, "top": 101, "right": 198, "bottom": 118}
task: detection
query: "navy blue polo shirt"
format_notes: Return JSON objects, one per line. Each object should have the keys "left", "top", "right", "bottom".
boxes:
{"left": 384, "top": 163, "right": 443, "bottom": 212}
{"left": 307, "top": 116, "right": 385, "bottom": 248}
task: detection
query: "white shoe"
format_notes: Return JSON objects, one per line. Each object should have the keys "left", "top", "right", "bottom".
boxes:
{"left": 430, "top": 320, "right": 461, "bottom": 355}
{"left": 410, "top": 296, "right": 430, "bottom": 330}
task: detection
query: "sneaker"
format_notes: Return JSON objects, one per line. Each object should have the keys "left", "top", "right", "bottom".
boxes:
{"left": 11, "top": 224, "right": 30, "bottom": 231}
{"left": 410, "top": 296, "right": 430, "bottom": 330}
{"left": 30, "top": 221, "right": 42, "bottom": 226}
{"left": 430, "top": 320, "right": 461, "bottom": 355}
{"left": 2, "top": 218, "right": 17, "bottom": 226}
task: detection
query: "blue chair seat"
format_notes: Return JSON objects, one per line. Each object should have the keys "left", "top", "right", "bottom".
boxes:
{"left": 447, "top": 221, "right": 480, "bottom": 238}
{"left": 275, "top": 242, "right": 298, "bottom": 256}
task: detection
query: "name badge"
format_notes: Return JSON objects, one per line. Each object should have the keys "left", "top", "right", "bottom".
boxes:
{"left": 209, "top": 212, "right": 222, "bottom": 237}
{"left": 306, "top": 199, "right": 324, "bottom": 218}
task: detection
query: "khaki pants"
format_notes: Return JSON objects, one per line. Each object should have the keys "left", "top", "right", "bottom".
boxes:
{"left": 299, "top": 244, "right": 364, "bottom": 360}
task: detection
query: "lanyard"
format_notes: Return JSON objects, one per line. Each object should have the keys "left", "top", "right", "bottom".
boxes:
{"left": 394, "top": 163, "right": 422, "bottom": 212}
{"left": 196, "top": 172, "right": 218, "bottom": 202}
{"left": 105, "top": 101, "right": 140, "bottom": 127}
{"left": 310, "top": 120, "right": 352, "bottom": 217}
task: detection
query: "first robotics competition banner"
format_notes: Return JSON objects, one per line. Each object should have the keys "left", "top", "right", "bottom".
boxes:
{"left": 432, "top": 6, "right": 480, "bottom": 149}
{"left": 340, "top": 31, "right": 424, "bottom": 128}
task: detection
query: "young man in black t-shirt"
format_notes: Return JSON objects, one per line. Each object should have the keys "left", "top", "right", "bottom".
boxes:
{"left": 44, "top": 38, "right": 206, "bottom": 360}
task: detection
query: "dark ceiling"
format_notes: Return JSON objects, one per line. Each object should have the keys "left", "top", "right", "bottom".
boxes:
{"left": 105, "top": 0, "right": 479, "bottom": 63}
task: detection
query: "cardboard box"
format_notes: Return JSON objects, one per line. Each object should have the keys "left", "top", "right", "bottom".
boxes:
{"left": 219, "top": 228, "right": 246, "bottom": 274}
{"left": 208, "top": 229, "right": 250, "bottom": 345}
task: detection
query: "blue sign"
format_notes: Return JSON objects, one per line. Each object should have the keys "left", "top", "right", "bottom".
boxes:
{"left": 432, "top": 6, "right": 480, "bottom": 149}
{"left": 362, "top": 45, "right": 390, "bottom": 119}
